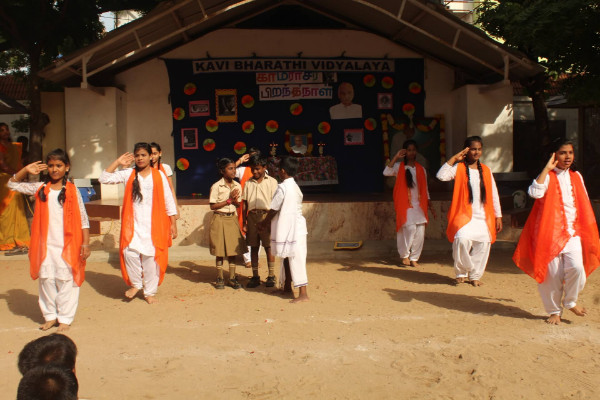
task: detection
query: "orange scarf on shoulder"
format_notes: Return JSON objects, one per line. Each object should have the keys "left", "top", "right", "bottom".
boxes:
{"left": 29, "top": 182, "right": 85, "bottom": 286}
{"left": 237, "top": 166, "right": 253, "bottom": 228}
{"left": 513, "top": 170, "right": 599, "bottom": 283}
{"left": 393, "top": 162, "right": 429, "bottom": 231}
{"left": 119, "top": 168, "right": 172, "bottom": 286}
{"left": 446, "top": 162, "right": 496, "bottom": 243}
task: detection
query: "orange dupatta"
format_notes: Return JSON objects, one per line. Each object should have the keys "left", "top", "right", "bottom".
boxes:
{"left": 29, "top": 182, "right": 85, "bottom": 286}
{"left": 0, "top": 142, "right": 22, "bottom": 214}
{"left": 119, "top": 169, "right": 172, "bottom": 286}
{"left": 513, "top": 170, "right": 600, "bottom": 283}
{"left": 392, "top": 162, "right": 429, "bottom": 231}
{"left": 237, "top": 166, "right": 253, "bottom": 228}
{"left": 446, "top": 162, "right": 496, "bottom": 243}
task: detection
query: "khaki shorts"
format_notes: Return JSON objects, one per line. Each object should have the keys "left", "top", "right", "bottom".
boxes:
{"left": 246, "top": 210, "right": 271, "bottom": 248}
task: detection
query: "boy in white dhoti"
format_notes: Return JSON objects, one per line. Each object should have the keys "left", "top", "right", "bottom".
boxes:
{"left": 259, "top": 157, "right": 309, "bottom": 303}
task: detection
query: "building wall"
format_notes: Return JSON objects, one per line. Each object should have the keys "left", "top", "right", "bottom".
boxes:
{"left": 65, "top": 87, "right": 126, "bottom": 199}
{"left": 41, "top": 92, "right": 66, "bottom": 159}
{"left": 449, "top": 84, "right": 513, "bottom": 172}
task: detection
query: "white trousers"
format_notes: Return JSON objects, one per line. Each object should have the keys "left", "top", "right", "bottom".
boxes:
{"left": 397, "top": 223, "right": 426, "bottom": 261}
{"left": 538, "top": 236, "right": 586, "bottom": 315}
{"left": 123, "top": 247, "right": 160, "bottom": 297}
{"left": 279, "top": 234, "right": 308, "bottom": 288}
{"left": 243, "top": 246, "right": 251, "bottom": 264}
{"left": 452, "top": 238, "right": 491, "bottom": 281}
{"left": 39, "top": 278, "right": 79, "bottom": 325}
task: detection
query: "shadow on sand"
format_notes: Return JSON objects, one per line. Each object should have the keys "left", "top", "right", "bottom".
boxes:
{"left": 383, "top": 288, "right": 542, "bottom": 320}
{"left": 0, "top": 289, "right": 42, "bottom": 323}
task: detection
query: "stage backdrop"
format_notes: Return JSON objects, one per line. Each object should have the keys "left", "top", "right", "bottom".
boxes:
{"left": 165, "top": 57, "right": 424, "bottom": 195}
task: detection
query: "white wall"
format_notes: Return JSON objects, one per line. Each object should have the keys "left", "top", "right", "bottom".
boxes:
{"left": 65, "top": 87, "right": 126, "bottom": 199}
{"left": 448, "top": 84, "right": 513, "bottom": 172}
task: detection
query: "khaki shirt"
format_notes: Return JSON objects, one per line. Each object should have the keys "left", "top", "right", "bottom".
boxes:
{"left": 209, "top": 178, "right": 241, "bottom": 213}
{"left": 242, "top": 174, "right": 278, "bottom": 211}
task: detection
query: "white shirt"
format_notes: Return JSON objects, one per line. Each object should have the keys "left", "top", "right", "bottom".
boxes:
{"left": 528, "top": 168, "right": 585, "bottom": 237}
{"left": 7, "top": 181, "right": 90, "bottom": 280}
{"left": 383, "top": 162, "right": 430, "bottom": 225}
{"left": 270, "top": 178, "right": 308, "bottom": 258}
{"left": 291, "top": 144, "right": 307, "bottom": 154}
{"left": 437, "top": 162, "right": 502, "bottom": 242}
{"left": 161, "top": 163, "right": 173, "bottom": 177}
{"left": 329, "top": 103, "right": 362, "bottom": 120}
{"left": 99, "top": 169, "right": 176, "bottom": 256}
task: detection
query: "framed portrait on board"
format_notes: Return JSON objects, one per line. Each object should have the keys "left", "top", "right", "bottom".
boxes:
{"left": 216, "top": 89, "right": 237, "bottom": 122}
{"left": 189, "top": 100, "right": 210, "bottom": 117}
{"left": 377, "top": 93, "right": 393, "bottom": 110}
{"left": 181, "top": 128, "right": 198, "bottom": 150}
{"left": 344, "top": 128, "right": 364, "bottom": 145}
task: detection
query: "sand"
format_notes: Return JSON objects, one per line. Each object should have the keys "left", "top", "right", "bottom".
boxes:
{"left": 1, "top": 247, "right": 599, "bottom": 399}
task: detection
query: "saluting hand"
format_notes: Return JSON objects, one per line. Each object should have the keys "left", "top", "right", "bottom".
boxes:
{"left": 450, "top": 147, "right": 470, "bottom": 164}
{"left": 117, "top": 152, "right": 135, "bottom": 168}
{"left": 24, "top": 161, "right": 48, "bottom": 175}
{"left": 544, "top": 153, "right": 559, "bottom": 172}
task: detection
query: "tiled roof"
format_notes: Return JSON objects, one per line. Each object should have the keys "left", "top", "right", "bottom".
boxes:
{"left": 0, "top": 75, "right": 28, "bottom": 100}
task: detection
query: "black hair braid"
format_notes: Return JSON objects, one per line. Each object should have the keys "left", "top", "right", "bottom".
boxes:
{"left": 38, "top": 179, "right": 50, "bottom": 202}
{"left": 57, "top": 174, "right": 68, "bottom": 206}
{"left": 465, "top": 160, "right": 474, "bottom": 204}
{"left": 404, "top": 157, "right": 415, "bottom": 189}
{"left": 477, "top": 160, "right": 487, "bottom": 205}
{"left": 132, "top": 167, "right": 143, "bottom": 202}
{"left": 156, "top": 155, "right": 162, "bottom": 171}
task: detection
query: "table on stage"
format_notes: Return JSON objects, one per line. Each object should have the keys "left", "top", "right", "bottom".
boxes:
{"left": 268, "top": 156, "right": 339, "bottom": 186}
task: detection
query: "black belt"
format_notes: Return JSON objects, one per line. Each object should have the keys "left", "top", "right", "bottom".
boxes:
{"left": 215, "top": 212, "right": 235, "bottom": 216}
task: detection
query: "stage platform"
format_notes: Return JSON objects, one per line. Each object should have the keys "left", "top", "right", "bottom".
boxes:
{"left": 85, "top": 192, "right": 524, "bottom": 251}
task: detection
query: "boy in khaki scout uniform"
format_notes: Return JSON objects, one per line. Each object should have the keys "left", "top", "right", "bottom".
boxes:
{"left": 242, "top": 155, "right": 279, "bottom": 288}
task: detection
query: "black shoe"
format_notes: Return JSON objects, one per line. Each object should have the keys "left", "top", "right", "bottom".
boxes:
{"left": 228, "top": 278, "right": 242, "bottom": 289}
{"left": 246, "top": 276, "right": 261, "bottom": 288}
{"left": 265, "top": 276, "right": 276, "bottom": 287}
{"left": 215, "top": 278, "right": 225, "bottom": 289}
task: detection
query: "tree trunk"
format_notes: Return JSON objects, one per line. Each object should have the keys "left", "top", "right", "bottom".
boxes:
{"left": 521, "top": 73, "right": 551, "bottom": 173}
{"left": 27, "top": 46, "right": 45, "bottom": 165}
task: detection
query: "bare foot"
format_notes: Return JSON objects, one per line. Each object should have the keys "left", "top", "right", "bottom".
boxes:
{"left": 400, "top": 257, "right": 410, "bottom": 266}
{"left": 569, "top": 305, "right": 587, "bottom": 316}
{"left": 409, "top": 261, "right": 419, "bottom": 268}
{"left": 290, "top": 294, "right": 309, "bottom": 303}
{"left": 455, "top": 277, "right": 466, "bottom": 284}
{"left": 125, "top": 287, "right": 140, "bottom": 299}
{"left": 39, "top": 320, "right": 58, "bottom": 331}
{"left": 57, "top": 323, "right": 70, "bottom": 332}
{"left": 471, "top": 280, "right": 484, "bottom": 287}
{"left": 546, "top": 314, "right": 561, "bottom": 325}
{"left": 244, "top": 262, "right": 252, "bottom": 269}
{"left": 145, "top": 296, "right": 158, "bottom": 304}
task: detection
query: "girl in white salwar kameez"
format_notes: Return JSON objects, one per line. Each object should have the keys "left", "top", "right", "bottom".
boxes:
{"left": 8, "top": 149, "right": 90, "bottom": 332}
{"left": 436, "top": 136, "right": 503, "bottom": 286}
{"left": 259, "top": 157, "right": 309, "bottom": 303}
{"left": 383, "top": 140, "right": 434, "bottom": 267}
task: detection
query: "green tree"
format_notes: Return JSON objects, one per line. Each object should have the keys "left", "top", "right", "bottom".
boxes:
{"left": 478, "top": 0, "right": 600, "bottom": 142}
{"left": 0, "top": 0, "right": 162, "bottom": 162}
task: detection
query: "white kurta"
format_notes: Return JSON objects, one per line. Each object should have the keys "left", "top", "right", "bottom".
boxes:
{"left": 7, "top": 181, "right": 90, "bottom": 324}
{"left": 270, "top": 178, "right": 308, "bottom": 287}
{"left": 383, "top": 162, "right": 429, "bottom": 225}
{"left": 528, "top": 168, "right": 587, "bottom": 315}
{"left": 436, "top": 163, "right": 502, "bottom": 242}
{"left": 98, "top": 168, "right": 177, "bottom": 256}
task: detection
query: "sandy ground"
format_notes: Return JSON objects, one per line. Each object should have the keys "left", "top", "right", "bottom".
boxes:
{"left": 1, "top": 244, "right": 599, "bottom": 400}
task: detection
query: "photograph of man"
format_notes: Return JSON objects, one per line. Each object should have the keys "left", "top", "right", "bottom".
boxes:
{"left": 329, "top": 82, "right": 362, "bottom": 120}
{"left": 291, "top": 135, "right": 308, "bottom": 155}
{"left": 218, "top": 95, "right": 236, "bottom": 116}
